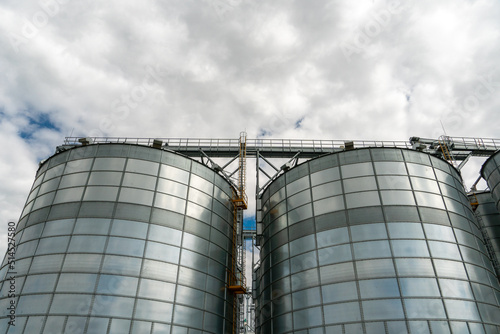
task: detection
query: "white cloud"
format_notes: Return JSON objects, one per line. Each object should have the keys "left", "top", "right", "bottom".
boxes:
{"left": 0, "top": 0, "right": 499, "bottom": 256}
{"left": 0, "top": 120, "right": 39, "bottom": 226}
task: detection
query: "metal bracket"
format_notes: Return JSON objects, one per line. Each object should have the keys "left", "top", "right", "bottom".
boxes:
{"left": 256, "top": 151, "right": 302, "bottom": 197}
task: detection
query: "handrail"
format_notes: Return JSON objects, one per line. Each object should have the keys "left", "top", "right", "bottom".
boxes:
{"left": 62, "top": 136, "right": 500, "bottom": 159}
{"left": 64, "top": 136, "right": 414, "bottom": 149}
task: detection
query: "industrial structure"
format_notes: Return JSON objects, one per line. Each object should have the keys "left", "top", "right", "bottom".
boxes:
{"left": 480, "top": 153, "right": 500, "bottom": 279}
{"left": 0, "top": 142, "right": 238, "bottom": 333}
{"left": 468, "top": 191, "right": 500, "bottom": 279}
{"left": 0, "top": 135, "right": 499, "bottom": 334}
{"left": 255, "top": 147, "right": 500, "bottom": 333}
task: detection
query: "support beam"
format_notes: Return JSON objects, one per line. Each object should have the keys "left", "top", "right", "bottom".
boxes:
{"left": 457, "top": 153, "right": 472, "bottom": 171}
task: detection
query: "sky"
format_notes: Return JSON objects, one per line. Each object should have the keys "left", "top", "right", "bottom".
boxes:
{"left": 1, "top": 0, "right": 499, "bottom": 257}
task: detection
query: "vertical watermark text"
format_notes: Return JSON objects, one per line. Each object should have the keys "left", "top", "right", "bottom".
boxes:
{"left": 6, "top": 221, "right": 17, "bottom": 327}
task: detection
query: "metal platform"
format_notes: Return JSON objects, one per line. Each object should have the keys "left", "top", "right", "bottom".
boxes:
{"left": 63, "top": 136, "right": 500, "bottom": 159}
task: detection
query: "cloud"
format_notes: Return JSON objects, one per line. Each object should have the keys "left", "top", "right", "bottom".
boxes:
{"left": 0, "top": 0, "right": 499, "bottom": 256}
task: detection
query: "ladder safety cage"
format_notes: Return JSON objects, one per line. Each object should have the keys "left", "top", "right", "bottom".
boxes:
{"left": 227, "top": 132, "right": 249, "bottom": 334}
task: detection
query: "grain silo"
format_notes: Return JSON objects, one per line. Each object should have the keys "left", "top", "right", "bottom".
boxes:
{"left": 480, "top": 150, "right": 500, "bottom": 281}
{"left": 256, "top": 147, "right": 500, "bottom": 334}
{"left": 482, "top": 151, "right": 500, "bottom": 212}
{"left": 0, "top": 143, "right": 235, "bottom": 333}
{"left": 468, "top": 191, "right": 500, "bottom": 279}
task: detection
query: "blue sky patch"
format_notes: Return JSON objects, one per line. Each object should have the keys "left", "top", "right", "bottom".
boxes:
{"left": 243, "top": 215, "right": 256, "bottom": 231}
{"left": 20, "top": 112, "right": 60, "bottom": 140}
{"left": 295, "top": 117, "right": 304, "bottom": 129}
{"left": 257, "top": 128, "right": 272, "bottom": 138}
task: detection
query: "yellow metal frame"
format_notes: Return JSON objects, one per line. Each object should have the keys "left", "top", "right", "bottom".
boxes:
{"left": 228, "top": 132, "right": 248, "bottom": 334}
{"left": 438, "top": 136, "right": 454, "bottom": 164}
{"left": 469, "top": 192, "right": 479, "bottom": 212}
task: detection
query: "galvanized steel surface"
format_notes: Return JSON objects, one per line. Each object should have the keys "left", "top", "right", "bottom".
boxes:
{"left": 256, "top": 148, "right": 500, "bottom": 334}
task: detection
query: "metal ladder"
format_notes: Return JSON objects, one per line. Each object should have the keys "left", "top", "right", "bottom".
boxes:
{"left": 438, "top": 135, "right": 456, "bottom": 166}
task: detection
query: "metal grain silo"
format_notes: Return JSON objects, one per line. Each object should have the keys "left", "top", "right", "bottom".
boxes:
{"left": 481, "top": 150, "right": 500, "bottom": 282}
{"left": 468, "top": 191, "right": 500, "bottom": 279}
{"left": 256, "top": 148, "right": 500, "bottom": 334}
{"left": 482, "top": 151, "right": 500, "bottom": 213}
{"left": 0, "top": 143, "right": 235, "bottom": 334}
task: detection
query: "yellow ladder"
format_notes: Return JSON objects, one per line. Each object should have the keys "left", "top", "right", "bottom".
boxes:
{"left": 228, "top": 132, "right": 248, "bottom": 334}
{"left": 438, "top": 136, "right": 454, "bottom": 163}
